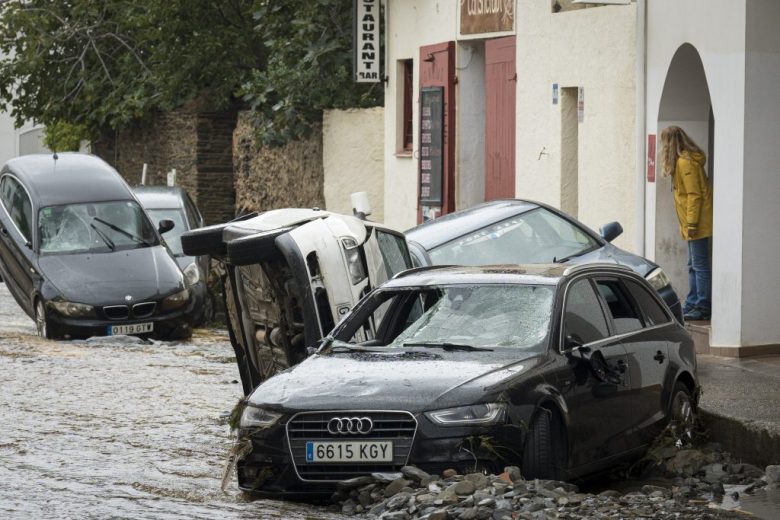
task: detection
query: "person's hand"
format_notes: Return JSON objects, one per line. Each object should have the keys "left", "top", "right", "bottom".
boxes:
{"left": 686, "top": 226, "right": 697, "bottom": 239}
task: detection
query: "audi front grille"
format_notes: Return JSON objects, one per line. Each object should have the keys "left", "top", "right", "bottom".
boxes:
{"left": 286, "top": 410, "right": 417, "bottom": 481}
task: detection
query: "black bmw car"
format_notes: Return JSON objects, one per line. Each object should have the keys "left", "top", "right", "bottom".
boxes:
{"left": 405, "top": 200, "right": 683, "bottom": 323}
{"left": 0, "top": 153, "right": 195, "bottom": 340}
{"left": 235, "top": 264, "right": 696, "bottom": 497}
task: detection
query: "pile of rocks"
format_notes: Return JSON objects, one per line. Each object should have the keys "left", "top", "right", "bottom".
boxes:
{"left": 333, "top": 458, "right": 775, "bottom": 520}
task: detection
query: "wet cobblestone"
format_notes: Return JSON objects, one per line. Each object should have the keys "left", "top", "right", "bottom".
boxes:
{"left": 0, "top": 283, "right": 340, "bottom": 519}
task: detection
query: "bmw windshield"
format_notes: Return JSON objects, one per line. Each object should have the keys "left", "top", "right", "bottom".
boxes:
{"left": 38, "top": 200, "right": 158, "bottom": 255}
{"left": 429, "top": 208, "right": 599, "bottom": 266}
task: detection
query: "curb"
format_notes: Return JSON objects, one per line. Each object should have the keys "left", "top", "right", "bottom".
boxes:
{"left": 700, "top": 409, "right": 780, "bottom": 466}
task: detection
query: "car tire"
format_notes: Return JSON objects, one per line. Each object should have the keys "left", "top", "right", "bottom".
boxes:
{"left": 181, "top": 223, "right": 231, "bottom": 257}
{"left": 34, "top": 299, "right": 56, "bottom": 340}
{"left": 522, "top": 409, "right": 562, "bottom": 480}
{"left": 669, "top": 381, "right": 695, "bottom": 426}
{"left": 226, "top": 227, "right": 293, "bottom": 266}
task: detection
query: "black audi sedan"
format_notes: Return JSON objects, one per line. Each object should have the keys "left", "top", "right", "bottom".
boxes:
{"left": 405, "top": 200, "right": 683, "bottom": 323}
{"left": 234, "top": 264, "right": 696, "bottom": 496}
{"left": 0, "top": 153, "right": 195, "bottom": 340}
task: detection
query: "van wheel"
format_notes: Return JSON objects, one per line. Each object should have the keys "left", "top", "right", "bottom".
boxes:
{"left": 522, "top": 410, "right": 563, "bottom": 480}
{"left": 35, "top": 299, "right": 54, "bottom": 340}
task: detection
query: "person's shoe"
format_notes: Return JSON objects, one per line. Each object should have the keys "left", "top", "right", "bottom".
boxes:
{"left": 684, "top": 307, "right": 711, "bottom": 321}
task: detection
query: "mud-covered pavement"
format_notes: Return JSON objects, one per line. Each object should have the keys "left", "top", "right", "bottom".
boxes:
{"left": 0, "top": 283, "right": 341, "bottom": 519}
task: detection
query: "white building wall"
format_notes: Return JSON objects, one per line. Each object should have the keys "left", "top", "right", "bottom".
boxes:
{"left": 515, "top": 1, "right": 638, "bottom": 252}
{"left": 384, "top": 0, "right": 458, "bottom": 231}
{"left": 323, "top": 108, "right": 385, "bottom": 222}
{"left": 646, "top": 0, "right": 747, "bottom": 348}
{"left": 741, "top": 0, "right": 780, "bottom": 347}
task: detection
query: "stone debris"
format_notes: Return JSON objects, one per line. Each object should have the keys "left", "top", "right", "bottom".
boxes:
{"left": 333, "top": 455, "right": 769, "bottom": 520}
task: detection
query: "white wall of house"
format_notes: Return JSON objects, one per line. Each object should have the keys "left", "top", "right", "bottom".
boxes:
{"left": 383, "top": 0, "right": 458, "bottom": 231}
{"left": 646, "top": 0, "right": 751, "bottom": 348}
{"left": 515, "top": 0, "right": 638, "bottom": 252}
{"left": 323, "top": 108, "right": 385, "bottom": 223}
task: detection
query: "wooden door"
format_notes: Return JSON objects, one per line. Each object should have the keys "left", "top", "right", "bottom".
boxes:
{"left": 418, "top": 41, "right": 456, "bottom": 222}
{"left": 484, "top": 36, "right": 517, "bottom": 200}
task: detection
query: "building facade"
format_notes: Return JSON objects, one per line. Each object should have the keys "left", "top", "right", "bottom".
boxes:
{"left": 379, "top": 0, "right": 780, "bottom": 355}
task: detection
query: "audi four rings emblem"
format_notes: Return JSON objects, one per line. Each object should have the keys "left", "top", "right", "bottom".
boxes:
{"left": 327, "top": 416, "right": 374, "bottom": 435}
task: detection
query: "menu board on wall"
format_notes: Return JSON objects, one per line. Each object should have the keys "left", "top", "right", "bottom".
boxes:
{"left": 419, "top": 87, "right": 444, "bottom": 205}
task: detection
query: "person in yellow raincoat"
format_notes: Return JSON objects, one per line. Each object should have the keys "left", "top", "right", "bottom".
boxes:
{"left": 660, "top": 126, "right": 713, "bottom": 321}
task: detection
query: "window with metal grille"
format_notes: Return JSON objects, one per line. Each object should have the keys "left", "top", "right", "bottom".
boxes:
{"left": 401, "top": 59, "right": 413, "bottom": 152}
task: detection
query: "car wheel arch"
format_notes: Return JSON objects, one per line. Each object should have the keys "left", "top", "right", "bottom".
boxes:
{"left": 671, "top": 370, "right": 697, "bottom": 408}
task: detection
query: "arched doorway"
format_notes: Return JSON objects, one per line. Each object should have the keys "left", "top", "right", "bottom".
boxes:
{"left": 655, "top": 43, "right": 713, "bottom": 301}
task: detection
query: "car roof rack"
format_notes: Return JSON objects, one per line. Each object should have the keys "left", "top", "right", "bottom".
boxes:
{"left": 562, "top": 262, "right": 634, "bottom": 277}
{"left": 390, "top": 264, "right": 461, "bottom": 280}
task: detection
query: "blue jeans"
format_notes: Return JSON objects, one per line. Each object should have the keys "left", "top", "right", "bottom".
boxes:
{"left": 685, "top": 238, "right": 711, "bottom": 313}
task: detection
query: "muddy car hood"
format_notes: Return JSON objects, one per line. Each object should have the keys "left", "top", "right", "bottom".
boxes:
{"left": 247, "top": 350, "right": 543, "bottom": 412}
{"left": 38, "top": 246, "right": 184, "bottom": 305}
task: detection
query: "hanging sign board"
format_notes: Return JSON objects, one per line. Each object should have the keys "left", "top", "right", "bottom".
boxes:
{"left": 419, "top": 87, "right": 444, "bottom": 205}
{"left": 459, "top": 0, "right": 515, "bottom": 38}
{"left": 353, "top": 0, "right": 380, "bottom": 82}
{"left": 647, "top": 134, "right": 656, "bottom": 183}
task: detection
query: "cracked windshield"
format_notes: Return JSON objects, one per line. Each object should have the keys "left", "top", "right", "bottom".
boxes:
{"left": 39, "top": 201, "right": 156, "bottom": 254}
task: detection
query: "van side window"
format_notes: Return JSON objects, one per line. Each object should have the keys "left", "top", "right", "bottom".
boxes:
{"left": 563, "top": 278, "right": 609, "bottom": 346}
{"left": 595, "top": 279, "right": 643, "bottom": 335}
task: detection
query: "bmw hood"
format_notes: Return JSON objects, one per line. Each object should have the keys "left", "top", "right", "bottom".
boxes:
{"left": 38, "top": 246, "right": 185, "bottom": 305}
{"left": 569, "top": 242, "right": 657, "bottom": 277}
{"left": 247, "top": 351, "right": 542, "bottom": 412}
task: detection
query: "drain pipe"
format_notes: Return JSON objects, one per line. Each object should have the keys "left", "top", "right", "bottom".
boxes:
{"left": 634, "top": 0, "right": 647, "bottom": 256}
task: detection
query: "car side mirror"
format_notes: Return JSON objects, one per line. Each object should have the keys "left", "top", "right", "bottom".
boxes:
{"left": 158, "top": 219, "right": 175, "bottom": 234}
{"left": 599, "top": 221, "right": 623, "bottom": 243}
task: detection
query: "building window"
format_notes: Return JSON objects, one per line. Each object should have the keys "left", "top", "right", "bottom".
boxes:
{"left": 401, "top": 59, "right": 413, "bottom": 153}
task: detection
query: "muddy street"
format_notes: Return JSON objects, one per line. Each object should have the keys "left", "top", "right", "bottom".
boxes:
{"left": 0, "top": 283, "right": 341, "bottom": 520}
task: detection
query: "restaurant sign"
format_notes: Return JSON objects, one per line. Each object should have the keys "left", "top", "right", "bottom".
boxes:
{"left": 459, "top": 0, "right": 515, "bottom": 38}
{"left": 354, "top": 0, "right": 380, "bottom": 82}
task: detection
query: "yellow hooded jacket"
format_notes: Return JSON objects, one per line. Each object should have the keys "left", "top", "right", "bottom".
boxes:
{"left": 672, "top": 151, "right": 713, "bottom": 240}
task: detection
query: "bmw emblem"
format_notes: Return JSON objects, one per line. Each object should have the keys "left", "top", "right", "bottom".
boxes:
{"left": 125, "top": 295, "right": 133, "bottom": 302}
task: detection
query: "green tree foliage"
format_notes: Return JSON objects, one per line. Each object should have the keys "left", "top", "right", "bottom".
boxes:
{"left": 242, "top": 0, "right": 383, "bottom": 146}
{"left": 0, "top": 0, "right": 382, "bottom": 146}
{"left": 43, "top": 120, "right": 91, "bottom": 152}
{"left": 0, "top": 0, "right": 264, "bottom": 133}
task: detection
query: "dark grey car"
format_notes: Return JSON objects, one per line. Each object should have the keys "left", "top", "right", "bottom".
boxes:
{"left": 0, "top": 153, "right": 195, "bottom": 340}
{"left": 133, "top": 186, "right": 213, "bottom": 325}
{"left": 405, "top": 200, "right": 683, "bottom": 322}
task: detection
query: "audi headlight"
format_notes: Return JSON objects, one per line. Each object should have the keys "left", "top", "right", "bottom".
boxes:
{"left": 160, "top": 288, "right": 190, "bottom": 311}
{"left": 425, "top": 403, "right": 506, "bottom": 426}
{"left": 240, "top": 406, "right": 282, "bottom": 429}
{"left": 341, "top": 237, "right": 367, "bottom": 285}
{"left": 646, "top": 267, "right": 672, "bottom": 292}
{"left": 49, "top": 300, "right": 96, "bottom": 318}
{"left": 183, "top": 262, "right": 200, "bottom": 286}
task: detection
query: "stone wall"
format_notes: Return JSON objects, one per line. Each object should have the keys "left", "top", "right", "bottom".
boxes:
{"left": 233, "top": 111, "right": 324, "bottom": 215}
{"left": 94, "top": 108, "right": 236, "bottom": 225}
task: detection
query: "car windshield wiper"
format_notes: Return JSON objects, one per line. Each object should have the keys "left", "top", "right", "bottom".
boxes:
{"left": 554, "top": 245, "right": 600, "bottom": 264}
{"left": 92, "top": 217, "right": 152, "bottom": 246}
{"left": 403, "top": 342, "right": 493, "bottom": 352}
{"left": 89, "top": 223, "right": 116, "bottom": 251}
{"left": 329, "top": 344, "right": 385, "bottom": 353}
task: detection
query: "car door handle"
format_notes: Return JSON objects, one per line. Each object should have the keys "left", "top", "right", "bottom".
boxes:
{"left": 615, "top": 359, "right": 627, "bottom": 373}
{"left": 654, "top": 350, "right": 666, "bottom": 363}
{"left": 0, "top": 226, "right": 7, "bottom": 236}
